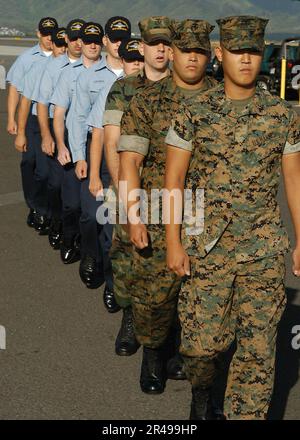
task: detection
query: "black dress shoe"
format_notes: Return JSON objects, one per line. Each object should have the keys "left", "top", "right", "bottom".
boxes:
{"left": 79, "top": 255, "right": 105, "bottom": 289}
{"left": 27, "top": 209, "right": 36, "bottom": 228}
{"left": 115, "top": 307, "right": 140, "bottom": 356}
{"left": 34, "top": 213, "right": 50, "bottom": 235}
{"left": 103, "top": 286, "right": 121, "bottom": 314}
{"left": 140, "top": 347, "right": 166, "bottom": 395}
{"left": 48, "top": 220, "right": 62, "bottom": 250}
{"left": 60, "top": 235, "right": 81, "bottom": 265}
{"left": 167, "top": 353, "right": 187, "bottom": 380}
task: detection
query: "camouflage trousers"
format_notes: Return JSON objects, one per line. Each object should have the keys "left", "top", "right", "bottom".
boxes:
{"left": 180, "top": 229, "right": 286, "bottom": 420}
{"left": 129, "top": 228, "right": 181, "bottom": 348}
{"left": 110, "top": 221, "right": 134, "bottom": 308}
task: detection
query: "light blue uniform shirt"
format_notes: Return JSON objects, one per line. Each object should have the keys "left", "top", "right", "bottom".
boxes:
{"left": 22, "top": 56, "right": 50, "bottom": 116}
{"left": 6, "top": 44, "right": 50, "bottom": 92}
{"left": 36, "top": 53, "right": 71, "bottom": 119}
{"left": 86, "top": 80, "right": 120, "bottom": 129}
{"left": 50, "top": 57, "right": 85, "bottom": 130}
{"left": 69, "top": 56, "right": 123, "bottom": 162}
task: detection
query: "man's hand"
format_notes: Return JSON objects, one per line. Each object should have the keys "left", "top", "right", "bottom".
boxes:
{"left": 41, "top": 134, "right": 55, "bottom": 156}
{"left": 89, "top": 175, "right": 103, "bottom": 198}
{"left": 7, "top": 119, "right": 17, "bottom": 135}
{"left": 57, "top": 144, "right": 71, "bottom": 166}
{"left": 130, "top": 223, "right": 148, "bottom": 249}
{"left": 14, "top": 133, "right": 27, "bottom": 153}
{"left": 292, "top": 247, "right": 300, "bottom": 277}
{"left": 167, "top": 242, "right": 190, "bottom": 277}
{"left": 75, "top": 160, "right": 88, "bottom": 180}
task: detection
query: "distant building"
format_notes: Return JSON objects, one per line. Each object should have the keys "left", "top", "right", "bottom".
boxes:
{"left": 0, "top": 26, "right": 25, "bottom": 37}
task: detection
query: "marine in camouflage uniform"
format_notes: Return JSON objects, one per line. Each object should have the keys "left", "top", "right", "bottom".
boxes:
{"left": 165, "top": 16, "right": 300, "bottom": 419}
{"left": 103, "top": 17, "right": 171, "bottom": 357}
{"left": 104, "top": 70, "right": 155, "bottom": 310}
{"left": 119, "top": 19, "right": 217, "bottom": 394}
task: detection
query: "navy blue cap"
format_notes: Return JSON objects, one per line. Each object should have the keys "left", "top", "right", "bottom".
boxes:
{"left": 118, "top": 38, "right": 144, "bottom": 61}
{"left": 105, "top": 16, "right": 131, "bottom": 41}
{"left": 80, "top": 22, "right": 104, "bottom": 44}
{"left": 39, "top": 17, "right": 58, "bottom": 36}
{"left": 52, "top": 27, "right": 67, "bottom": 47}
{"left": 66, "top": 19, "right": 85, "bottom": 40}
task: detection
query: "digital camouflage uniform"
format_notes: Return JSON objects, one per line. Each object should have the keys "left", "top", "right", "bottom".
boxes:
{"left": 119, "top": 19, "right": 216, "bottom": 348}
{"left": 165, "top": 16, "right": 300, "bottom": 419}
{"left": 103, "top": 70, "right": 154, "bottom": 308}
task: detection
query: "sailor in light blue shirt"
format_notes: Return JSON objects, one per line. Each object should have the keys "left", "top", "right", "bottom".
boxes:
{"left": 69, "top": 56, "right": 123, "bottom": 163}
{"left": 47, "top": 18, "right": 87, "bottom": 259}
{"left": 36, "top": 26, "right": 86, "bottom": 248}
{"left": 6, "top": 16, "right": 57, "bottom": 137}
{"left": 68, "top": 18, "right": 130, "bottom": 165}
{"left": 73, "top": 17, "right": 131, "bottom": 310}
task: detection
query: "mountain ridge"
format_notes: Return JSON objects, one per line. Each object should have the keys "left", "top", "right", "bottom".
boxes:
{"left": 1, "top": 0, "right": 300, "bottom": 36}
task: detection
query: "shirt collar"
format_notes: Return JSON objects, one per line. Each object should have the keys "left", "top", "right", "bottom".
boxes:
{"left": 210, "top": 82, "right": 276, "bottom": 117}
{"left": 32, "top": 44, "right": 44, "bottom": 55}
{"left": 161, "top": 72, "right": 214, "bottom": 102}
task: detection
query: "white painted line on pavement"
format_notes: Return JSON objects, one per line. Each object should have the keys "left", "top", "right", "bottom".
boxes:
{"left": 0, "top": 46, "right": 27, "bottom": 56}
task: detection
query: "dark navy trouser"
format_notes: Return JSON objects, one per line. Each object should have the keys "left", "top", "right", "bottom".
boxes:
{"left": 61, "top": 129, "right": 81, "bottom": 241}
{"left": 80, "top": 136, "right": 113, "bottom": 290}
{"left": 22, "top": 114, "right": 49, "bottom": 215}
{"left": 47, "top": 119, "right": 64, "bottom": 222}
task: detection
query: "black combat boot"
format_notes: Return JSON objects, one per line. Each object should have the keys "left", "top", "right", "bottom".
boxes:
{"left": 166, "top": 353, "right": 186, "bottom": 380}
{"left": 60, "top": 235, "right": 81, "bottom": 265}
{"left": 79, "top": 255, "right": 105, "bottom": 289}
{"left": 166, "top": 324, "right": 186, "bottom": 381}
{"left": 190, "top": 387, "right": 211, "bottom": 420}
{"left": 48, "top": 219, "right": 62, "bottom": 250}
{"left": 140, "top": 347, "right": 166, "bottom": 395}
{"left": 190, "top": 388, "right": 226, "bottom": 420}
{"left": 115, "top": 307, "right": 140, "bottom": 356}
{"left": 211, "top": 401, "right": 226, "bottom": 420}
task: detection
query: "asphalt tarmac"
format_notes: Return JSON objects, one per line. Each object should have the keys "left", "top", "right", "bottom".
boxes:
{"left": 0, "top": 49, "right": 299, "bottom": 421}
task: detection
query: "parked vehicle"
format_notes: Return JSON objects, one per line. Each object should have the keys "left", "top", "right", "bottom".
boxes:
{"left": 207, "top": 41, "right": 300, "bottom": 97}
{"left": 268, "top": 38, "right": 300, "bottom": 97}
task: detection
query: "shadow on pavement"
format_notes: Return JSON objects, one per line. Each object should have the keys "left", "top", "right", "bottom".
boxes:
{"left": 268, "top": 287, "right": 300, "bottom": 420}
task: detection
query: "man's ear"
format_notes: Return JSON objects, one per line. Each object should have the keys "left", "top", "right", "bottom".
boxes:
{"left": 102, "top": 35, "right": 108, "bottom": 47}
{"left": 139, "top": 41, "right": 144, "bottom": 56}
{"left": 215, "top": 46, "right": 223, "bottom": 63}
{"left": 37, "top": 31, "right": 41, "bottom": 39}
{"left": 168, "top": 45, "right": 174, "bottom": 62}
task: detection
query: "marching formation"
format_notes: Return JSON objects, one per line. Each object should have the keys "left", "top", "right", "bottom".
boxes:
{"left": 6, "top": 13, "right": 300, "bottom": 420}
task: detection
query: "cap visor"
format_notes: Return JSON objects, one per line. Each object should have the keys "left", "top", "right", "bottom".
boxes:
{"left": 222, "top": 41, "right": 264, "bottom": 52}
{"left": 123, "top": 54, "right": 144, "bottom": 62}
{"left": 67, "top": 32, "right": 81, "bottom": 40}
{"left": 81, "top": 36, "right": 102, "bottom": 44}
{"left": 40, "top": 30, "right": 55, "bottom": 36}
{"left": 144, "top": 34, "right": 171, "bottom": 44}
{"left": 107, "top": 31, "right": 131, "bottom": 42}
{"left": 54, "top": 41, "right": 67, "bottom": 47}
{"left": 175, "top": 42, "right": 210, "bottom": 52}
